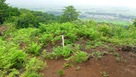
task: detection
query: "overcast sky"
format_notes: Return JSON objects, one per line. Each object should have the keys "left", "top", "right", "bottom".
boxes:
{"left": 6, "top": 0, "right": 136, "bottom": 8}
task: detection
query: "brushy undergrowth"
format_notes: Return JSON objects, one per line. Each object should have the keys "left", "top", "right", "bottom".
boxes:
{"left": 0, "top": 20, "right": 136, "bottom": 77}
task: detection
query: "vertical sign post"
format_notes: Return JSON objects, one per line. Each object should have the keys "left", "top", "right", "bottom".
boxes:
{"left": 62, "top": 35, "right": 64, "bottom": 48}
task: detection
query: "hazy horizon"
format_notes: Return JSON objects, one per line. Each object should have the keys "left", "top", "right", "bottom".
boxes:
{"left": 6, "top": 0, "right": 136, "bottom": 8}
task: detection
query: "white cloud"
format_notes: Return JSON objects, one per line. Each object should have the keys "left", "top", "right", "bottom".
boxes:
{"left": 6, "top": 0, "right": 136, "bottom": 8}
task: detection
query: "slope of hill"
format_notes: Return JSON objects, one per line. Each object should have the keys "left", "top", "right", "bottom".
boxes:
{"left": 0, "top": 21, "right": 136, "bottom": 77}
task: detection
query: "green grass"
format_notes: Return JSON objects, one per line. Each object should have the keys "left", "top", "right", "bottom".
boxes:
{"left": 94, "top": 19, "right": 130, "bottom": 25}
{"left": 58, "top": 69, "right": 64, "bottom": 76}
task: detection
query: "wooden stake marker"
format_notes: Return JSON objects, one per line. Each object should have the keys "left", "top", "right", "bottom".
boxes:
{"left": 62, "top": 35, "right": 64, "bottom": 47}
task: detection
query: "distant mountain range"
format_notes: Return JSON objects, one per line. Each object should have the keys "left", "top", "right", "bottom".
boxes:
{"left": 10, "top": 4, "right": 136, "bottom": 24}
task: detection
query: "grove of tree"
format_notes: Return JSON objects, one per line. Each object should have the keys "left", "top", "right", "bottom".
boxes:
{"left": 60, "top": 5, "right": 79, "bottom": 23}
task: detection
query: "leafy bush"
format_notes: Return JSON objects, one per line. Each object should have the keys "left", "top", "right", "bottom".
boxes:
{"left": 53, "top": 45, "right": 72, "bottom": 58}
{"left": 21, "top": 57, "right": 46, "bottom": 77}
{"left": 39, "top": 23, "right": 47, "bottom": 33}
{"left": 86, "top": 41, "right": 103, "bottom": 49}
{"left": 39, "top": 33, "right": 53, "bottom": 45}
{"left": 133, "top": 19, "right": 136, "bottom": 27}
{"left": 11, "top": 28, "right": 39, "bottom": 44}
{"left": 39, "top": 22, "right": 78, "bottom": 44}
{"left": 98, "top": 24, "right": 112, "bottom": 37}
{"left": 28, "top": 42, "right": 42, "bottom": 56}
{"left": 16, "top": 12, "right": 40, "bottom": 28}
{"left": 0, "top": 47, "right": 27, "bottom": 69}
{"left": 0, "top": 41, "right": 27, "bottom": 76}
{"left": 25, "top": 57, "right": 46, "bottom": 71}
{"left": 65, "top": 32, "right": 77, "bottom": 43}
{"left": 21, "top": 71, "right": 42, "bottom": 77}
{"left": 6, "top": 69, "right": 19, "bottom": 77}
{"left": 58, "top": 69, "right": 64, "bottom": 76}
{"left": 97, "top": 24, "right": 136, "bottom": 45}
{"left": 90, "top": 51, "right": 103, "bottom": 60}
{"left": 67, "top": 51, "right": 88, "bottom": 63}
{"left": 95, "top": 51, "right": 102, "bottom": 59}
{"left": 77, "top": 27, "right": 99, "bottom": 40}
{"left": 114, "top": 52, "right": 119, "bottom": 57}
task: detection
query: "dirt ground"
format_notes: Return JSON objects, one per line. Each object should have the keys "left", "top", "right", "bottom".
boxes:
{"left": 43, "top": 47, "right": 136, "bottom": 77}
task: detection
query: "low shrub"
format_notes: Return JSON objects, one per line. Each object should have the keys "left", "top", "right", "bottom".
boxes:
{"left": 53, "top": 45, "right": 72, "bottom": 58}
{"left": 21, "top": 57, "right": 46, "bottom": 77}
{"left": 67, "top": 51, "right": 88, "bottom": 63}
{"left": 28, "top": 42, "right": 42, "bottom": 56}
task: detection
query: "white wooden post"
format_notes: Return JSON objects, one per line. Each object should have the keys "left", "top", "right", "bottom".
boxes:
{"left": 62, "top": 35, "right": 64, "bottom": 47}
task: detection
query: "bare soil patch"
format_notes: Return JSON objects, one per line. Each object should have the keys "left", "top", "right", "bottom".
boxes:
{"left": 43, "top": 50, "right": 136, "bottom": 77}
{"left": 43, "top": 39, "right": 136, "bottom": 77}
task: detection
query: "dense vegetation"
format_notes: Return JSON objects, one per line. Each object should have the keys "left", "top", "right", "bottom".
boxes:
{"left": 0, "top": 0, "right": 60, "bottom": 27}
{"left": 0, "top": 0, "right": 136, "bottom": 77}
{"left": 1, "top": 20, "right": 136, "bottom": 76}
